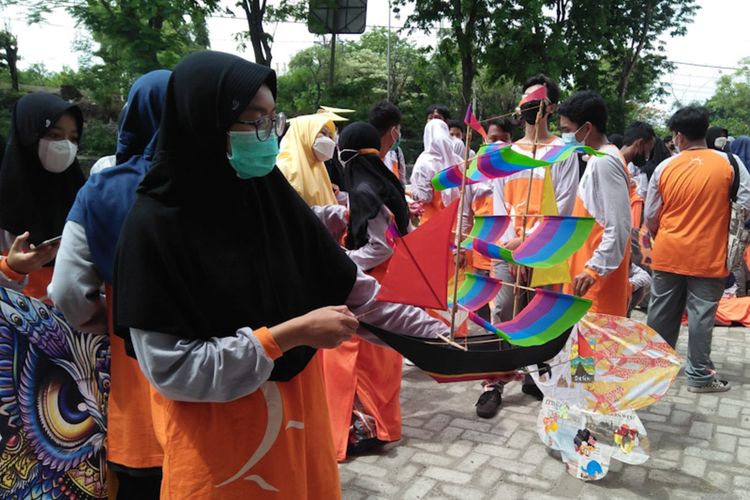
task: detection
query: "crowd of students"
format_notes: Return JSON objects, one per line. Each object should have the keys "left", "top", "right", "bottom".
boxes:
{"left": 0, "top": 50, "right": 748, "bottom": 499}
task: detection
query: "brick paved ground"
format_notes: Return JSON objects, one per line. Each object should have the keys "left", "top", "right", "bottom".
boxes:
{"left": 340, "top": 315, "right": 750, "bottom": 499}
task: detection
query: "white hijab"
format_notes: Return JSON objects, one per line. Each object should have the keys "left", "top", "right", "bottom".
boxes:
{"left": 415, "top": 119, "right": 464, "bottom": 174}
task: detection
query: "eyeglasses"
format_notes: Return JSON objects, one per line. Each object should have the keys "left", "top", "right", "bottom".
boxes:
{"left": 234, "top": 112, "right": 287, "bottom": 141}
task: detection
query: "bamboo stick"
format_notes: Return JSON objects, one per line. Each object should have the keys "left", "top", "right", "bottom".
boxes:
{"left": 449, "top": 124, "right": 473, "bottom": 340}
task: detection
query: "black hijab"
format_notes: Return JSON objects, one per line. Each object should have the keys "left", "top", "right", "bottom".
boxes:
{"left": 341, "top": 122, "right": 409, "bottom": 250}
{"left": 706, "top": 126, "right": 729, "bottom": 151}
{"left": 113, "top": 51, "right": 358, "bottom": 381}
{"left": 642, "top": 137, "right": 672, "bottom": 181}
{"left": 0, "top": 93, "right": 85, "bottom": 245}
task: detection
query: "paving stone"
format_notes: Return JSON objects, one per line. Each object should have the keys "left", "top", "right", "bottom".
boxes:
{"left": 681, "top": 456, "right": 706, "bottom": 477}
{"left": 423, "top": 467, "right": 472, "bottom": 484}
{"left": 441, "top": 483, "right": 486, "bottom": 499}
{"left": 345, "top": 461, "right": 389, "bottom": 478}
{"left": 396, "top": 463, "right": 420, "bottom": 482}
{"left": 456, "top": 453, "right": 491, "bottom": 473}
{"left": 475, "top": 443, "right": 519, "bottom": 459}
{"left": 670, "top": 410, "right": 691, "bottom": 425}
{"left": 504, "top": 473, "right": 552, "bottom": 490}
{"left": 714, "top": 432, "right": 738, "bottom": 453}
{"left": 489, "top": 483, "right": 523, "bottom": 499}
{"left": 446, "top": 440, "right": 474, "bottom": 458}
{"left": 506, "top": 430, "right": 535, "bottom": 449}
{"left": 718, "top": 402, "right": 741, "bottom": 419}
{"left": 688, "top": 421, "right": 714, "bottom": 440}
{"left": 424, "top": 414, "right": 452, "bottom": 432}
{"left": 479, "top": 468, "right": 503, "bottom": 489}
{"left": 341, "top": 323, "right": 750, "bottom": 498}
{"left": 410, "top": 451, "right": 454, "bottom": 467}
{"left": 402, "top": 478, "right": 436, "bottom": 500}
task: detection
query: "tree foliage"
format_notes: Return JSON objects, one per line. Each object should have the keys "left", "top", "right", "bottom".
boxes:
{"left": 706, "top": 58, "right": 750, "bottom": 137}
{"left": 0, "top": 28, "right": 18, "bottom": 91}
{"left": 11, "top": 0, "right": 218, "bottom": 114}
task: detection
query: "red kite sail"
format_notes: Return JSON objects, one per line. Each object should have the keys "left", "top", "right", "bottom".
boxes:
{"left": 376, "top": 200, "right": 459, "bottom": 309}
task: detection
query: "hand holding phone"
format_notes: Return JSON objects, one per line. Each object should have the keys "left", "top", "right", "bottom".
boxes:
{"left": 31, "top": 235, "right": 62, "bottom": 250}
{"left": 5, "top": 232, "right": 59, "bottom": 275}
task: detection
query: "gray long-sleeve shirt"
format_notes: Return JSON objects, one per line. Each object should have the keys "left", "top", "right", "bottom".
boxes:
{"left": 131, "top": 268, "right": 447, "bottom": 403}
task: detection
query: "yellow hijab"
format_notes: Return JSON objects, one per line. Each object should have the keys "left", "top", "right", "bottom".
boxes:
{"left": 277, "top": 114, "right": 338, "bottom": 206}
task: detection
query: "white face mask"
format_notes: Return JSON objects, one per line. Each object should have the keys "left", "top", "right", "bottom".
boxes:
{"left": 38, "top": 138, "right": 78, "bottom": 173}
{"left": 313, "top": 136, "right": 336, "bottom": 162}
{"left": 714, "top": 136, "right": 728, "bottom": 150}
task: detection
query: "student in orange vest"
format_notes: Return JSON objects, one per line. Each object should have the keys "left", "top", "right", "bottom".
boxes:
{"left": 559, "top": 91, "right": 632, "bottom": 316}
{"left": 645, "top": 106, "right": 750, "bottom": 394}
{"left": 112, "top": 51, "right": 446, "bottom": 499}
{"left": 477, "top": 75, "right": 579, "bottom": 420}
{"left": 50, "top": 70, "right": 171, "bottom": 499}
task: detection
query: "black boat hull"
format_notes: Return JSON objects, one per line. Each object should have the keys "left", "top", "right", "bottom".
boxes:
{"left": 361, "top": 322, "right": 571, "bottom": 383}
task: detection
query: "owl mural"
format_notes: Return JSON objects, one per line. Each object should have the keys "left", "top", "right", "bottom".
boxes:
{"left": 0, "top": 287, "right": 109, "bottom": 499}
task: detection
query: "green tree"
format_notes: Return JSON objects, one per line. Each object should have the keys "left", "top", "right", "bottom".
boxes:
{"left": 706, "top": 58, "right": 750, "bottom": 137}
{"left": 483, "top": 0, "right": 698, "bottom": 132}
{"left": 231, "top": 0, "right": 306, "bottom": 66}
{"left": 0, "top": 28, "right": 19, "bottom": 91}
{"left": 13, "top": 0, "right": 218, "bottom": 112}
{"left": 398, "top": 0, "right": 500, "bottom": 105}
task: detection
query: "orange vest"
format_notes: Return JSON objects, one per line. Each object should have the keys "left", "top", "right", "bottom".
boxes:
{"left": 419, "top": 188, "right": 443, "bottom": 224}
{"left": 564, "top": 197, "right": 631, "bottom": 316}
{"left": 651, "top": 150, "right": 733, "bottom": 278}
{"left": 23, "top": 266, "right": 54, "bottom": 303}
{"left": 150, "top": 338, "right": 342, "bottom": 499}
{"left": 105, "top": 286, "right": 163, "bottom": 469}
{"left": 564, "top": 147, "right": 631, "bottom": 316}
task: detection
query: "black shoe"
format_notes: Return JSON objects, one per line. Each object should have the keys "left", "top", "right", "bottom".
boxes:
{"left": 522, "top": 383, "right": 544, "bottom": 401}
{"left": 475, "top": 388, "right": 502, "bottom": 418}
{"left": 347, "top": 437, "right": 386, "bottom": 456}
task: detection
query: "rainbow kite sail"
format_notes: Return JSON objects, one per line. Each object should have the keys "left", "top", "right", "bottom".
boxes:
{"left": 463, "top": 216, "right": 595, "bottom": 268}
{"left": 433, "top": 144, "right": 603, "bottom": 191}
{"left": 455, "top": 273, "right": 504, "bottom": 311}
{"left": 462, "top": 215, "right": 511, "bottom": 244}
{"left": 464, "top": 285, "right": 592, "bottom": 347}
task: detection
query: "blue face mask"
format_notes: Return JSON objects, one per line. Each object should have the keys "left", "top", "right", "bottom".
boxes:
{"left": 227, "top": 131, "right": 279, "bottom": 179}
{"left": 561, "top": 132, "right": 580, "bottom": 146}
{"left": 562, "top": 124, "right": 587, "bottom": 146}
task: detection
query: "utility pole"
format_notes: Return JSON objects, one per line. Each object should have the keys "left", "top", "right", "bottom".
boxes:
{"left": 387, "top": 0, "right": 391, "bottom": 101}
{"left": 328, "top": 33, "right": 336, "bottom": 87}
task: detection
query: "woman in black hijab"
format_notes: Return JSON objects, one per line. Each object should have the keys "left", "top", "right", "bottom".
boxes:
{"left": 323, "top": 122, "right": 412, "bottom": 460}
{"left": 113, "top": 51, "right": 444, "bottom": 499}
{"left": 0, "top": 92, "right": 84, "bottom": 299}
{"left": 342, "top": 122, "right": 409, "bottom": 269}
{"left": 706, "top": 126, "right": 729, "bottom": 152}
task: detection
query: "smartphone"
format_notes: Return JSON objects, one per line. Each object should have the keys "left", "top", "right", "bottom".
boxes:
{"left": 34, "top": 236, "right": 62, "bottom": 249}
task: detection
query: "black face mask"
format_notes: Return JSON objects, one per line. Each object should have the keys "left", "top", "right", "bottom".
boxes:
{"left": 520, "top": 100, "right": 543, "bottom": 125}
{"left": 632, "top": 152, "right": 647, "bottom": 167}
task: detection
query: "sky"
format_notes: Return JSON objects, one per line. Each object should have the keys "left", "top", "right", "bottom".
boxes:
{"left": 2, "top": 0, "right": 748, "bottom": 108}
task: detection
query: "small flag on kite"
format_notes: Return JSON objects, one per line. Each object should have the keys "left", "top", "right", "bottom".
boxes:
{"left": 519, "top": 85, "right": 548, "bottom": 107}
{"left": 464, "top": 104, "right": 488, "bottom": 140}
